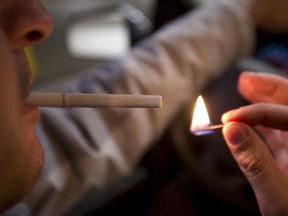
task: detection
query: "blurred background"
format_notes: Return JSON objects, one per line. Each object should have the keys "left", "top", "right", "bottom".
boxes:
{"left": 30, "top": 0, "right": 213, "bottom": 91}
{"left": 30, "top": 0, "right": 288, "bottom": 215}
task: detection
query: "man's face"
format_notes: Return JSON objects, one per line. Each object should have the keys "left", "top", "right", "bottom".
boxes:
{"left": 0, "top": 0, "right": 52, "bottom": 211}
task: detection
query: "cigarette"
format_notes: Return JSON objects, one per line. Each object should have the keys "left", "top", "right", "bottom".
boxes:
{"left": 25, "top": 92, "right": 162, "bottom": 108}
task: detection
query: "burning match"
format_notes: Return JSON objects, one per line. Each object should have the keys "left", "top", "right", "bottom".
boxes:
{"left": 190, "top": 95, "right": 223, "bottom": 136}
{"left": 191, "top": 124, "right": 223, "bottom": 135}
{"left": 201, "top": 124, "right": 224, "bottom": 130}
{"left": 25, "top": 92, "right": 162, "bottom": 108}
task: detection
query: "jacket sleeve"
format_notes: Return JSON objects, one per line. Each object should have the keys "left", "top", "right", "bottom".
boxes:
{"left": 24, "top": 0, "right": 255, "bottom": 215}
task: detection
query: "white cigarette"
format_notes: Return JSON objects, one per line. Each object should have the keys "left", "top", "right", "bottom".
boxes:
{"left": 25, "top": 92, "right": 162, "bottom": 108}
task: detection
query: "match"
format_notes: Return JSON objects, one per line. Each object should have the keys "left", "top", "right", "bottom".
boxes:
{"left": 191, "top": 124, "right": 223, "bottom": 136}
{"left": 202, "top": 124, "right": 224, "bottom": 130}
{"left": 25, "top": 92, "right": 162, "bottom": 108}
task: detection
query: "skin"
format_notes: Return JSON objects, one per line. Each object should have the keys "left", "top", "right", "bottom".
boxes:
{"left": 222, "top": 0, "right": 288, "bottom": 214}
{"left": 0, "top": 0, "right": 288, "bottom": 214}
{"left": 222, "top": 72, "right": 288, "bottom": 215}
{"left": 250, "top": 0, "right": 288, "bottom": 33}
{"left": 0, "top": 0, "right": 52, "bottom": 211}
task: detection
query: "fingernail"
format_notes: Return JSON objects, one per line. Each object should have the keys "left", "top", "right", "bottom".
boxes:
{"left": 224, "top": 124, "right": 248, "bottom": 145}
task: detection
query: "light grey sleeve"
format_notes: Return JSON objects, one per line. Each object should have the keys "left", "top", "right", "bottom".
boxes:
{"left": 25, "top": 1, "right": 255, "bottom": 215}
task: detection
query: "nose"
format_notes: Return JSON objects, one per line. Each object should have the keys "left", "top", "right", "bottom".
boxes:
{"left": 3, "top": 0, "right": 53, "bottom": 48}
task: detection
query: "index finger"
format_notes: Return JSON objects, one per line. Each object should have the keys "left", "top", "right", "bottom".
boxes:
{"left": 222, "top": 103, "right": 288, "bottom": 130}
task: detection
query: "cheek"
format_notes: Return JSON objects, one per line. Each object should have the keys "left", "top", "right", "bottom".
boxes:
{"left": 0, "top": 30, "right": 20, "bottom": 112}
{"left": 0, "top": 31, "right": 43, "bottom": 207}
{"left": 0, "top": 37, "right": 22, "bottom": 149}
{"left": 0, "top": 38, "right": 21, "bottom": 146}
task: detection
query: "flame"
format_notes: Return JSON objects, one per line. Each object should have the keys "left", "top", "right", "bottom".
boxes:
{"left": 190, "top": 95, "right": 212, "bottom": 135}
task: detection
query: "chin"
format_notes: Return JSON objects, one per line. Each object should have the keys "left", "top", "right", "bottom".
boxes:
{"left": 0, "top": 133, "right": 44, "bottom": 212}
{"left": 22, "top": 134, "right": 44, "bottom": 196}
{"left": 0, "top": 102, "right": 43, "bottom": 212}
{"left": 19, "top": 107, "right": 44, "bottom": 197}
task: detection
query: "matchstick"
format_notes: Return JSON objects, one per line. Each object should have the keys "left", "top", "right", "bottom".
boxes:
{"left": 202, "top": 124, "right": 224, "bottom": 130}
{"left": 25, "top": 92, "right": 162, "bottom": 108}
{"left": 190, "top": 124, "right": 223, "bottom": 135}
{"left": 192, "top": 124, "right": 224, "bottom": 131}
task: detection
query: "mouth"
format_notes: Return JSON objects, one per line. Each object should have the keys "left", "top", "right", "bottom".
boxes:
{"left": 23, "top": 105, "right": 40, "bottom": 123}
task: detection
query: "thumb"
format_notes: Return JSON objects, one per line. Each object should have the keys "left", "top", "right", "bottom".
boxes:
{"left": 223, "top": 122, "right": 288, "bottom": 215}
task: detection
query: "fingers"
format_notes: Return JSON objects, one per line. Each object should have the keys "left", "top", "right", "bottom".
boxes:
{"left": 238, "top": 72, "right": 288, "bottom": 105}
{"left": 222, "top": 103, "right": 288, "bottom": 130}
{"left": 223, "top": 122, "right": 288, "bottom": 215}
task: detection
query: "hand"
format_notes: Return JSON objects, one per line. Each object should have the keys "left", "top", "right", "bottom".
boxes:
{"left": 237, "top": 72, "right": 288, "bottom": 174}
{"left": 221, "top": 72, "right": 288, "bottom": 215}
{"left": 236, "top": 72, "right": 288, "bottom": 174}
{"left": 250, "top": 0, "right": 288, "bottom": 33}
